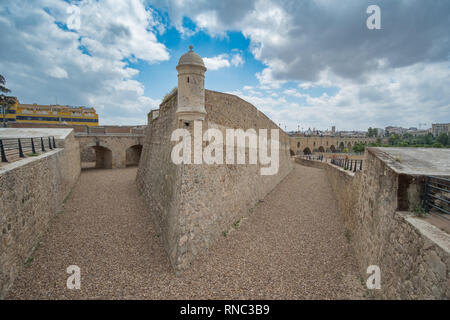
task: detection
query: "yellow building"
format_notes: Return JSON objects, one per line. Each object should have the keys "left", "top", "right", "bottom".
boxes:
{"left": 1, "top": 100, "right": 99, "bottom": 126}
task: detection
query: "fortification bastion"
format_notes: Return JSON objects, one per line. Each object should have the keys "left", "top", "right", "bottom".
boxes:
{"left": 137, "top": 47, "right": 293, "bottom": 270}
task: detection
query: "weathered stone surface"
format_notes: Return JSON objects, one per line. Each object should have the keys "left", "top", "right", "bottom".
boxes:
{"left": 0, "top": 130, "right": 80, "bottom": 298}
{"left": 137, "top": 90, "right": 292, "bottom": 271}
{"left": 295, "top": 149, "right": 450, "bottom": 299}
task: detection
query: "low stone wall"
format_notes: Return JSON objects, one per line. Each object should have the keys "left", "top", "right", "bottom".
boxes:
{"left": 296, "top": 150, "right": 449, "bottom": 299}
{"left": 294, "top": 157, "right": 329, "bottom": 170}
{"left": 137, "top": 90, "right": 292, "bottom": 270}
{"left": 0, "top": 130, "right": 80, "bottom": 298}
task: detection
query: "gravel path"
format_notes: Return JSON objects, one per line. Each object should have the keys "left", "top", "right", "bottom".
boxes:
{"left": 7, "top": 163, "right": 364, "bottom": 299}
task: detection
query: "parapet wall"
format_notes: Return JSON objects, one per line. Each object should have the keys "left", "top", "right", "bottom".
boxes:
{"left": 0, "top": 130, "right": 80, "bottom": 298}
{"left": 296, "top": 149, "right": 450, "bottom": 299}
{"left": 137, "top": 90, "right": 292, "bottom": 270}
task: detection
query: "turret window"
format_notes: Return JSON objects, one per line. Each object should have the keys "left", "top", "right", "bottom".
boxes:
{"left": 187, "top": 77, "right": 189, "bottom": 83}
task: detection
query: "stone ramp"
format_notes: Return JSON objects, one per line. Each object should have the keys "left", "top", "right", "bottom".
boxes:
{"left": 6, "top": 164, "right": 364, "bottom": 299}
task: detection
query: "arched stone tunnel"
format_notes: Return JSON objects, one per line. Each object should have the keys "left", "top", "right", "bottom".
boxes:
{"left": 76, "top": 134, "right": 144, "bottom": 169}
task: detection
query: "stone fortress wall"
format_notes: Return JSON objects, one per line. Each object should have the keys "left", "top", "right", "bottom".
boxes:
{"left": 137, "top": 89, "right": 292, "bottom": 270}
{"left": 0, "top": 129, "right": 80, "bottom": 298}
{"left": 137, "top": 46, "right": 292, "bottom": 270}
{"left": 295, "top": 148, "right": 450, "bottom": 299}
{"left": 136, "top": 91, "right": 181, "bottom": 269}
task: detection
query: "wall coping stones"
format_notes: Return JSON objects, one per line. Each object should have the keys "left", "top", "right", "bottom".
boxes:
{"left": 399, "top": 212, "right": 450, "bottom": 254}
{"left": 0, "top": 148, "right": 62, "bottom": 175}
{"left": 368, "top": 147, "right": 450, "bottom": 177}
{"left": 0, "top": 128, "right": 73, "bottom": 140}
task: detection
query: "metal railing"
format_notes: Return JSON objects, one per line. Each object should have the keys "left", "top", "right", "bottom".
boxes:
{"left": 330, "top": 158, "right": 363, "bottom": 172}
{"left": 298, "top": 155, "right": 326, "bottom": 161}
{"left": 424, "top": 176, "right": 450, "bottom": 215}
{"left": 0, "top": 136, "right": 57, "bottom": 163}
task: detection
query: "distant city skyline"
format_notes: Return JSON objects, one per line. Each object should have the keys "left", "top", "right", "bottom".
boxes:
{"left": 1, "top": 0, "right": 449, "bottom": 131}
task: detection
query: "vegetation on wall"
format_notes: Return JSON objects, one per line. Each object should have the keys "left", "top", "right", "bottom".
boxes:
{"left": 162, "top": 87, "right": 177, "bottom": 104}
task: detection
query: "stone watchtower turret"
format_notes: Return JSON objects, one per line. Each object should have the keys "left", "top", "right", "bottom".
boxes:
{"left": 176, "top": 45, "right": 207, "bottom": 121}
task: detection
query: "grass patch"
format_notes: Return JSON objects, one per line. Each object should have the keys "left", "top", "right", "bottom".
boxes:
{"left": 62, "top": 185, "right": 75, "bottom": 205}
{"left": 24, "top": 256, "right": 34, "bottom": 268}
{"left": 255, "top": 199, "right": 264, "bottom": 207}
{"left": 345, "top": 229, "right": 351, "bottom": 243}
{"left": 411, "top": 201, "right": 427, "bottom": 217}
{"left": 360, "top": 276, "right": 365, "bottom": 287}
{"left": 24, "top": 242, "right": 40, "bottom": 268}
{"left": 233, "top": 218, "right": 242, "bottom": 229}
{"left": 26, "top": 152, "right": 39, "bottom": 157}
{"left": 223, "top": 217, "right": 246, "bottom": 238}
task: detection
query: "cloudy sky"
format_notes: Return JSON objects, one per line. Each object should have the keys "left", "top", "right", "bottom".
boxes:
{"left": 0, "top": 0, "right": 449, "bottom": 131}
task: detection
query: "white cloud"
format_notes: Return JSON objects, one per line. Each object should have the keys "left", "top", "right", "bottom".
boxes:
{"left": 203, "top": 52, "right": 245, "bottom": 70}
{"left": 256, "top": 68, "right": 285, "bottom": 89}
{"left": 231, "top": 52, "right": 244, "bottom": 67}
{"left": 194, "top": 10, "right": 224, "bottom": 36}
{"left": 0, "top": 0, "right": 169, "bottom": 125}
{"left": 203, "top": 54, "right": 231, "bottom": 71}
{"left": 283, "top": 89, "right": 304, "bottom": 98}
{"left": 47, "top": 67, "right": 69, "bottom": 79}
{"left": 232, "top": 61, "right": 450, "bottom": 131}
{"left": 159, "top": 0, "right": 450, "bottom": 130}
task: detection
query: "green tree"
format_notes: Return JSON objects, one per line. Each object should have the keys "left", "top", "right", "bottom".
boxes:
{"left": 353, "top": 143, "right": 365, "bottom": 153}
{"left": 0, "top": 74, "right": 11, "bottom": 94}
{"left": 367, "top": 127, "right": 378, "bottom": 137}
{"left": 0, "top": 74, "right": 15, "bottom": 128}
{"left": 388, "top": 133, "right": 401, "bottom": 146}
{"left": 424, "top": 133, "right": 434, "bottom": 145}
{"left": 436, "top": 133, "right": 449, "bottom": 146}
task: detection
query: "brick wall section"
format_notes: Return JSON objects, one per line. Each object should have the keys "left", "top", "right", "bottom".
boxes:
{"left": 137, "top": 90, "right": 292, "bottom": 270}
{"left": 295, "top": 150, "right": 450, "bottom": 299}
{"left": 0, "top": 131, "right": 80, "bottom": 298}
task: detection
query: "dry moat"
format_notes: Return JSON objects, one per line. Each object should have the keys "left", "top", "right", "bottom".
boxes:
{"left": 6, "top": 163, "right": 364, "bottom": 299}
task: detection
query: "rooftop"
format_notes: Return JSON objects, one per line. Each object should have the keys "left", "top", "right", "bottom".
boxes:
{"left": 18, "top": 104, "right": 95, "bottom": 111}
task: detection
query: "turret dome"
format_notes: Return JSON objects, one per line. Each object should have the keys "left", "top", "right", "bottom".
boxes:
{"left": 177, "top": 45, "right": 206, "bottom": 70}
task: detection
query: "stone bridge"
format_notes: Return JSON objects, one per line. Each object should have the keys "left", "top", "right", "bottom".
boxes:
{"left": 290, "top": 135, "right": 377, "bottom": 155}
{"left": 75, "top": 133, "right": 144, "bottom": 169}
